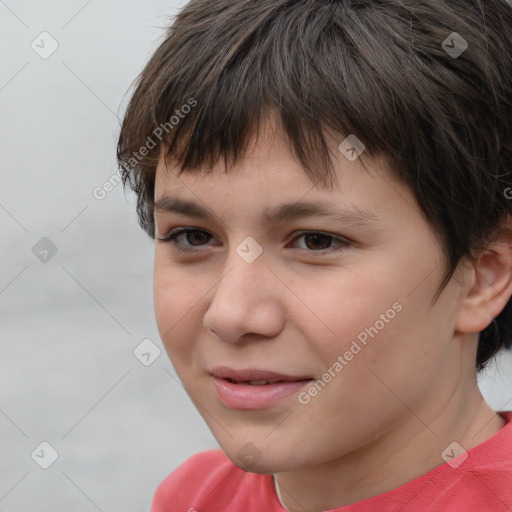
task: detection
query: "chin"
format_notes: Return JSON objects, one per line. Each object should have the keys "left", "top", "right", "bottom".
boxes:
{"left": 221, "top": 445, "right": 297, "bottom": 475}
{"left": 231, "top": 458, "right": 280, "bottom": 475}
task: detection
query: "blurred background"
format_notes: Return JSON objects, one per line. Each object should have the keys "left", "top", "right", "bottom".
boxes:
{"left": 0, "top": 1, "right": 511, "bottom": 511}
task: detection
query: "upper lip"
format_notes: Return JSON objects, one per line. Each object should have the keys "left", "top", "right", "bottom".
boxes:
{"left": 210, "top": 366, "right": 314, "bottom": 382}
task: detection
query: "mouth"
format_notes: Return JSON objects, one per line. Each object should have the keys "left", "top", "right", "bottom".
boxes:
{"left": 224, "top": 378, "right": 298, "bottom": 386}
{"left": 210, "top": 366, "right": 314, "bottom": 383}
{"left": 209, "top": 367, "right": 315, "bottom": 409}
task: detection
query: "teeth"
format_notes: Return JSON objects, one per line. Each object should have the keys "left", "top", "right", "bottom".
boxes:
{"left": 225, "top": 378, "right": 281, "bottom": 385}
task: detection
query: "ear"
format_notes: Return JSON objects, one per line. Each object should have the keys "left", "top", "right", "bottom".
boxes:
{"left": 455, "top": 216, "right": 512, "bottom": 334}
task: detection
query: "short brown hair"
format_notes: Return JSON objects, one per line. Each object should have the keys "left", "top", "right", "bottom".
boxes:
{"left": 117, "top": 0, "right": 512, "bottom": 371}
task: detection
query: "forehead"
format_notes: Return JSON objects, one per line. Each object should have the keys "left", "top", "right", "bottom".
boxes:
{"left": 153, "top": 113, "right": 414, "bottom": 225}
{"left": 155, "top": 115, "right": 388, "bottom": 191}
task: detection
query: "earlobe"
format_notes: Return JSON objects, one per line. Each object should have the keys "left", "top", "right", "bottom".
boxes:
{"left": 455, "top": 217, "right": 512, "bottom": 334}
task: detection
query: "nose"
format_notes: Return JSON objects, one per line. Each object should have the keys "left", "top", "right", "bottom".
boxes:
{"left": 202, "top": 251, "right": 286, "bottom": 343}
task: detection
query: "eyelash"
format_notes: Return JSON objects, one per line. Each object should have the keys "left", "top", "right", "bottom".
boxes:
{"left": 157, "top": 228, "right": 351, "bottom": 256}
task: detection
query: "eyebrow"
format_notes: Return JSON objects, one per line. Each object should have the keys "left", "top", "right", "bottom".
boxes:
{"left": 153, "top": 196, "right": 381, "bottom": 227}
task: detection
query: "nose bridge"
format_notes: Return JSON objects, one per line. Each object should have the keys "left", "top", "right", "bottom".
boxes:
{"left": 203, "top": 243, "right": 285, "bottom": 341}
{"left": 214, "top": 244, "right": 271, "bottom": 307}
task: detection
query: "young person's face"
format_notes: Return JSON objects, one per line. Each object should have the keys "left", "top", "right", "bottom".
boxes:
{"left": 153, "top": 117, "right": 470, "bottom": 474}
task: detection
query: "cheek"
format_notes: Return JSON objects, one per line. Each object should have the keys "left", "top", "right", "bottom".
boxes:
{"left": 298, "top": 265, "right": 440, "bottom": 395}
{"left": 153, "top": 263, "right": 204, "bottom": 356}
{"left": 291, "top": 268, "right": 401, "bottom": 350}
{"left": 329, "top": 296, "right": 445, "bottom": 418}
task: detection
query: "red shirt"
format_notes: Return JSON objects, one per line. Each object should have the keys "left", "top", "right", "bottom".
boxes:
{"left": 151, "top": 410, "right": 512, "bottom": 511}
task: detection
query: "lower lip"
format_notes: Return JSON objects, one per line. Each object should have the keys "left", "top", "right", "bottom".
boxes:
{"left": 212, "top": 376, "right": 313, "bottom": 409}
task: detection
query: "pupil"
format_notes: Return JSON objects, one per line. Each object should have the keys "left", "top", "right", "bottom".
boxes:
{"left": 305, "top": 233, "right": 331, "bottom": 250}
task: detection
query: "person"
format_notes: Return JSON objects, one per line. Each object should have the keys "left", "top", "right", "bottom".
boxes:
{"left": 117, "top": 0, "right": 512, "bottom": 510}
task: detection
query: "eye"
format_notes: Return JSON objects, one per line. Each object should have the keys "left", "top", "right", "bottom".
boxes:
{"left": 290, "top": 231, "right": 350, "bottom": 253}
{"left": 157, "top": 227, "right": 350, "bottom": 256}
{"left": 157, "top": 228, "right": 216, "bottom": 253}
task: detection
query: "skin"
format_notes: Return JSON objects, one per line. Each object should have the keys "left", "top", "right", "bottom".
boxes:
{"left": 152, "top": 113, "right": 512, "bottom": 512}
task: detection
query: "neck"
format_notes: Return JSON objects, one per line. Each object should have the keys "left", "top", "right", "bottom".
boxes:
{"left": 273, "top": 385, "right": 505, "bottom": 512}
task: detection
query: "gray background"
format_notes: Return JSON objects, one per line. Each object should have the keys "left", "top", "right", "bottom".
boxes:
{"left": 0, "top": 1, "right": 511, "bottom": 511}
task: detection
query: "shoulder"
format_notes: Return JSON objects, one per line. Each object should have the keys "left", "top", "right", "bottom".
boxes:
{"left": 150, "top": 449, "right": 260, "bottom": 512}
{"left": 409, "top": 410, "right": 512, "bottom": 511}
